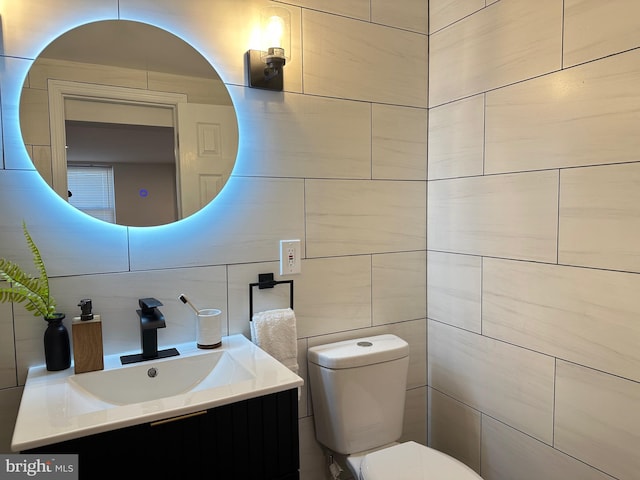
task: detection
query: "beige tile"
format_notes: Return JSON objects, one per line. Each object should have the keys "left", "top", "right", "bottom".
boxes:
{"left": 564, "top": 0, "right": 640, "bottom": 67}
{"left": 3, "top": 57, "right": 35, "bottom": 170}
{"left": 121, "top": 1, "right": 304, "bottom": 92}
{"left": 303, "top": 10, "right": 428, "bottom": 107}
{"left": 306, "top": 180, "right": 426, "bottom": 258}
{"left": 482, "top": 414, "right": 616, "bottom": 480}
{"left": 429, "top": 0, "right": 484, "bottom": 33}
{"left": 428, "top": 321, "right": 555, "bottom": 443}
{"left": 129, "top": 177, "right": 305, "bottom": 270}
{"left": 428, "top": 94, "right": 484, "bottom": 180}
{"left": 402, "top": 386, "right": 427, "bottom": 444}
{"left": 31, "top": 147, "right": 53, "bottom": 185}
{"left": 429, "top": 0, "right": 562, "bottom": 106}
{"left": 427, "top": 252, "right": 481, "bottom": 333}
{"left": 559, "top": 163, "right": 640, "bottom": 272}
{"left": 387, "top": 319, "right": 428, "bottom": 390}
{"left": 555, "top": 361, "right": 640, "bottom": 480}
{"left": 18, "top": 87, "right": 50, "bottom": 147}
{"left": 298, "top": 416, "right": 331, "bottom": 480}
{"left": 285, "top": 0, "right": 370, "bottom": 21}
{"left": 372, "top": 0, "right": 429, "bottom": 33}
{"left": 372, "top": 251, "right": 427, "bottom": 326}
{"left": 0, "top": 0, "right": 115, "bottom": 60}
{"left": 0, "top": 387, "right": 23, "bottom": 453}
{"left": 293, "top": 256, "right": 372, "bottom": 338}
{"left": 486, "top": 50, "right": 640, "bottom": 174}
{"left": 428, "top": 388, "right": 481, "bottom": 473}
{"left": 297, "top": 338, "right": 309, "bottom": 418}
{"left": 427, "top": 171, "right": 558, "bottom": 262}
{"left": 372, "top": 104, "right": 428, "bottom": 181}
{"left": 483, "top": 258, "right": 640, "bottom": 383}
{"left": 233, "top": 86, "right": 371, "bottom": 179}
{"left": 27, "top": 58, "right": 147, "bottom": 91}
{"left": 0, "top": 301, "right": 16, "bottom": 389}
{"left": 0, "top": 171, "right": 130, "bottom": 276}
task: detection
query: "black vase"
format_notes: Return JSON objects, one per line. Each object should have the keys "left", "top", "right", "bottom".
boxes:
{"left": 44, "top": 313, "right": 71, "bottom": 371}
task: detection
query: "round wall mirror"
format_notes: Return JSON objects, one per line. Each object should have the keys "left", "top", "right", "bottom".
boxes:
{"left": 20, "top": 20, "right": 239, "bottom": 227}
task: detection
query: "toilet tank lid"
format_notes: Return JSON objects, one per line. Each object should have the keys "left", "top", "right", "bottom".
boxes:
{"left": 308, "top": 334, "right": 409, "bottom": 369}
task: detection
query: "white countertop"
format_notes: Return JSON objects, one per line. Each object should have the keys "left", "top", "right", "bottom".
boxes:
{"left": 11, "top": 334, "right": 303, "bottom": 451}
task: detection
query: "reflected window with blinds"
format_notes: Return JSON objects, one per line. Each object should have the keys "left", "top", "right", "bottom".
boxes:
{"left": 67, "top": 165, "right": 116, "bottom": 223}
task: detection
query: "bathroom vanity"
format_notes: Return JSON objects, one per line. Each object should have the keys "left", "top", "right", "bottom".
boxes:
{"left": 12, "top": 335, "right": 303, "bottom": 479}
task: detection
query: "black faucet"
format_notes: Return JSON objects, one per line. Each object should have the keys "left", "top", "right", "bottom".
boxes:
{"left": 138, "top": 298, "right": 166, "bottom": 359}
{"left": 120, "top": 297, "right": 180, "bottom": 365}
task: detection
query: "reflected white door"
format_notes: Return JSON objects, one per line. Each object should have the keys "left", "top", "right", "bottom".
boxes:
{"left": 176, "top": 103, "right": 238, "bottom": 218}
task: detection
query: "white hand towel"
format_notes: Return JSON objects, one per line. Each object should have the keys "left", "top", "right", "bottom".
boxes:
{"left": 250, "top": 307, "right": 298, "bottom": 374}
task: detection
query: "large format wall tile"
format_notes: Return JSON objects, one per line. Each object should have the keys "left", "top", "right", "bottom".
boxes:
{"left": 428, "top": 94, "right": 484, "bottom": 180}
{"left": 485, "top": 49, "right": 640, "bottom": 174}
{"left": 559, "top": 163, "right": 640, "bottom": 273}
{"left": 129, "top": 177, "right": 305, "bottom": 270}
{"left": 372, "top": 104, "right": 428, "bottom": 181}
{"left": 428, "top": 321, "right": 555, "bottom": 444}
{"left": 483, "top": 258, "right": 640, "bottom": 383}
{"left": 306, "top": 179, "right": 426, "bottom": 258}
{"left": 429, "top": 0, "right": 562, "bottom": 106}
{"left": 402, "top": 387, "right": 427, "bottom": 445}
{"left": 482, "top": 415, "right": 616, "bottom": 480}
{"left": 233, "top": 87, "right": 371, "bottom": 179}
{"left": 121, "top": 0, "right": 304, "bottom": 92}
{"left": 303, "top": 10, "right": 428, "bottom": 107}
{"left": 372, "top": 251, "right": 427, "bottom": 326}
{"left": 429, "top": 0, "right": 484, "bottom": 33}
{"left": 372, "top": 0, "right": 429, "bottom": 34}
{"left": 555, "top": 361, "right": 640, "bottom": 480}
{"left": 427, "top": 252, "right": 481, "bottom": 333}
{"left": 283, "top": 0, "right": 369, "bottom": 21}
{"left": 0, "top": 171, "right": 130, "bottom": 276}
{"left": 564, "top": 0, "right": 640, "bottom": 68}
{"left": 0, "top": 387, "right": 23, "bottom": 454}
{"left": 428, "top": 171, "right": 558, "bottom": 262}
{"left": 288, "top": 256, "right": 372, "bottom": 338}
{"left": 428, "top": 388, "right": 481, "bottom": 473}
{"left": 0, "top": 301, "right": 16, "bottom": 388}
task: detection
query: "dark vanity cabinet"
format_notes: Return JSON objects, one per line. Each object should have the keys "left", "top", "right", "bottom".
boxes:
{"left": 26, "top": 389, "right": 299, "bottom": 479}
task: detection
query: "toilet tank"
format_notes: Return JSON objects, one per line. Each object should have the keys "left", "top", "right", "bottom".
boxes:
{"left": 308, "top": 334, "right": 410, "bottom": 455}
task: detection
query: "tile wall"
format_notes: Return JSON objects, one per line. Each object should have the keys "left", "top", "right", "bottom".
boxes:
{"left": 0, "top": 1, "right": 428, "bottom": 479}
{"left": 428, "top": 1, "right": 640, "bottom": 479}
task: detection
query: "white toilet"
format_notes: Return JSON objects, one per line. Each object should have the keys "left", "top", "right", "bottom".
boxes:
{"left": 308, "top": 334, "right": 483, "bottom": 479}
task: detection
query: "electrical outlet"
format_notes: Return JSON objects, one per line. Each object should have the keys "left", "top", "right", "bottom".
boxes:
{"left": 280, "top": 239, "right": 301, "bottom": 275}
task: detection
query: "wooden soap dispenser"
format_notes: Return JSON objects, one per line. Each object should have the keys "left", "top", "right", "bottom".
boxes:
{"left": 72, "top": 299, "right": 104, "bottom": 374}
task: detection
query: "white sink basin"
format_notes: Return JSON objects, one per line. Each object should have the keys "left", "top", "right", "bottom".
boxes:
{"left": 68, "top": 350, "right": 253, "bottom": 405}
{"left": 12, "top": 334, "right": 303, "bottom": 452}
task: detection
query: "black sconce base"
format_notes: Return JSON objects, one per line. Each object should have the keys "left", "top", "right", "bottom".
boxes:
{"left": 247, "top": 50, "right": 284, "bottom": 91}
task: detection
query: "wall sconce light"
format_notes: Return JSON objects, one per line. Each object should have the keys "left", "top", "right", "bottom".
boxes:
{"left": 247, "top": 6, "right": 291, "bottom": 91}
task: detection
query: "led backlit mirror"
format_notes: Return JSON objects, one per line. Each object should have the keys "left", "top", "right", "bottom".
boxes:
{"left": 20, "top": 20, "right": 239, "bottom": 227}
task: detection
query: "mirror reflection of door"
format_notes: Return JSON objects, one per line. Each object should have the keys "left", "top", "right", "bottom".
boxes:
{"left": 177, "top": 103, "right": 239, "bottom": 218}
{"left": 61, "top": 94, "right": 181, "bottom": 227}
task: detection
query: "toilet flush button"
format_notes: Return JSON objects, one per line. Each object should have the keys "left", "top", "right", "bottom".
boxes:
{"left": 357, "top": 341, "right": 373, "bottom": 347}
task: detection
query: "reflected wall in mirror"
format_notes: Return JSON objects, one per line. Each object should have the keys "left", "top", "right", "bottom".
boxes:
{"left": 20, "top": 20, "right": 239, "bottom": 227}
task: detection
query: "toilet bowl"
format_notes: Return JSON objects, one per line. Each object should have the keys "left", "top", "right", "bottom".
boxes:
{"left": 357, "top": 441, "right": 482, "bottom": 479}
{"left": 308, "top": 334, "right": 483, "bottom": 479}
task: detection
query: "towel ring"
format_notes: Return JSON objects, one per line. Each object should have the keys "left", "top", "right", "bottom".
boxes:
{"left": 249, "top": 273, "right": 294, "bottom": 320}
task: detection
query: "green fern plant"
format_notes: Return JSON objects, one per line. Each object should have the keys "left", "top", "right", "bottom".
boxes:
{"left": 0, "top": 222, "right": 57, "bottom": 319}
